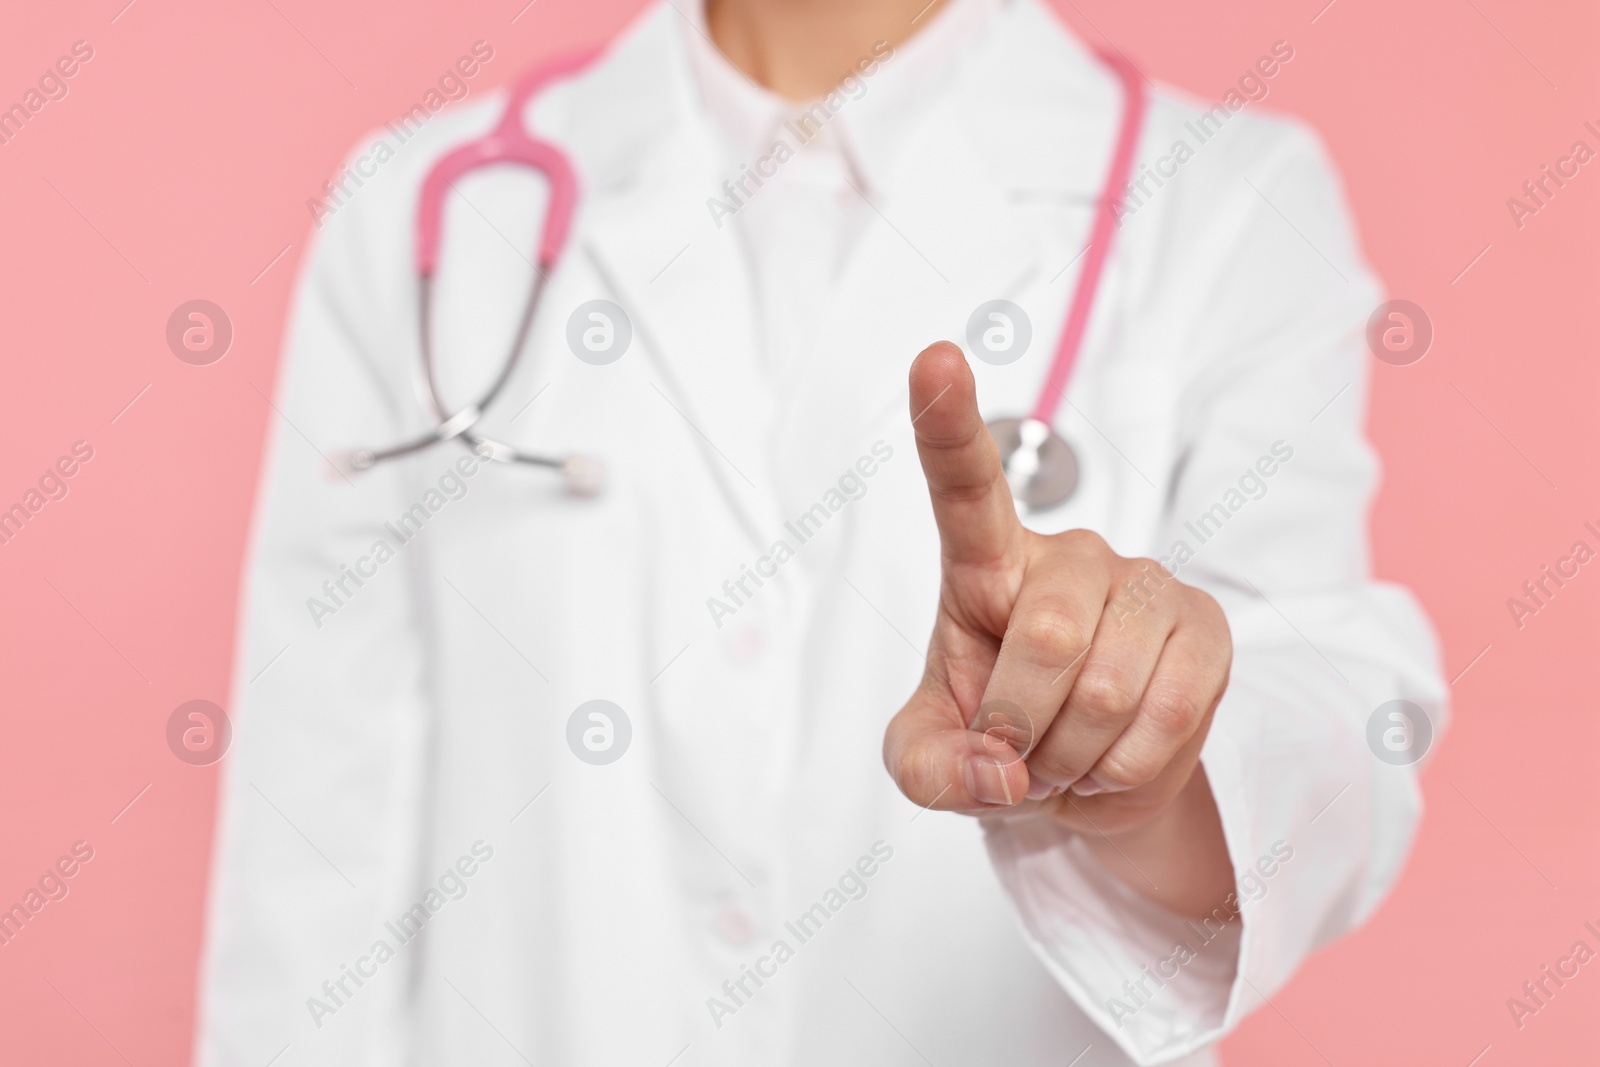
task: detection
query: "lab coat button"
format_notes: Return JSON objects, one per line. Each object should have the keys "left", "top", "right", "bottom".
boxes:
{"left": 714, "top": 902, "right": 756, "bottom": 946}
{"left": 727, "top": 625, "right": 765, "bottom": 663}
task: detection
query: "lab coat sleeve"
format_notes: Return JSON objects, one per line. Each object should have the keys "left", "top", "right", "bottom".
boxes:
{"left": 195, "top": 132, "right": 437, "bottom": 1066}
{"left": 980, "top": 119, "right": 1448, "bottom": 1063}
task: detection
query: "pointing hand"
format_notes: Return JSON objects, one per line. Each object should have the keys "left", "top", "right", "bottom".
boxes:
{"left": 883, "top": 342, "right": 1233, "bottom": 837}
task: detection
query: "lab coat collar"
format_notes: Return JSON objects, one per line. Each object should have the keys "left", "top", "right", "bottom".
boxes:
{"left": 557, "top": 0, "right": 1121, "bottom": 208}
{"left": 912, "top": 0, "right": 1126, "bottom": 199}
{"left": 557, "top": 0, "right": 1130, "bottom": 515}
{"left": 767, "top": 0, "right": 1134, "bottom": 486}
{"left": 840, "top": 0, "right": 1018, "bottom": 199}
{"left": 674, "top": 0, "right": 1009, "bottom": 202}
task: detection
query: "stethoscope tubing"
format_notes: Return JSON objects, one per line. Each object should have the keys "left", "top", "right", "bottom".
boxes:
{"left": 335, "top": 40, "right": 1146, "bottom": 507}
{"left": 1028, "top": 49, "right": 1147, "bottom": 426}
{"left": 341, "top": 273, "right": 564, "bottom": 472}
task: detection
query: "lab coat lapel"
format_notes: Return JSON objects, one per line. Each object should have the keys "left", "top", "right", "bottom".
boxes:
{"left": 576, "top": 11, "right": 775, "bottom": 542}
{"left": 773, "top": 0, "right": 1128, "bottom": 494}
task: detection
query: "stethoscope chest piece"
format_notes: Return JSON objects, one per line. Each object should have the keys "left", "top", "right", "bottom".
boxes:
{"left": 987, "top": 416, "right": 1078, "bottom": 512}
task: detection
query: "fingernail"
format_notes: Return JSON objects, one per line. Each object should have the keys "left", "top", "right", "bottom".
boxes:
{"left": 1025, "top": 776, "right": 1056, "bottom": 801}
{"left": 1068, "top": 776, "right": 1104, "bottom": 797}
{"left": 965, "top": 756, "right": 1015, "bottom": 806}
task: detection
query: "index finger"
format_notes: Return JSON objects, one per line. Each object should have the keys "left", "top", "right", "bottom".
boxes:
{"left": 909, "top": 341, "right": 1022, "bottom": 569}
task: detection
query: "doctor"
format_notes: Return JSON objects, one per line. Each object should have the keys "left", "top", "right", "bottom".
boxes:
{"left": 198, "top": 0, "right": 1446, "bottom": 1064}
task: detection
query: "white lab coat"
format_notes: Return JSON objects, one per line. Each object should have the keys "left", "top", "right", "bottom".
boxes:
{"left": 196, "top": 2, "right": 1447, "bottom": 1065}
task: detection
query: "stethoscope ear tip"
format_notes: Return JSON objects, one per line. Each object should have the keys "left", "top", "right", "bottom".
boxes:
{"left": 561, "top": 455, "right": 605, "bottom": 498}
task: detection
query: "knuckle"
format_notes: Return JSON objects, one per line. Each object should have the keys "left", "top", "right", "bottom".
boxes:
{"left": 1182, "top": 588, "right": 1235, "bottom": 672}
{"left": 1070, "top": 668, "right": 1141, "bottom": 730}
{"left": 1027, "top": 749, "right": 1087, "bottom": 787}
{"left": 1141, "top": 557, "right": 1178, "bottom": 581}
{"left": 1109, "top": 567, "right": 1174, "bottom": 625}
{"left": 1009, "top": 608, "right": 1091, "bottom": 668}
{"left": 1056, "top": 528, "right": 1110, "bottom": 558}
{"left": 1126, "top": 558, "right": 1174, "bottom": 593}
{"left": 1186, "top": 585, "right": 1230, "bottom": 632}
{"left": 933, "top": 464, "right": 1004, "bottom": 506}
{"left": 1140, "top": 686, "right": 1202, "bottom": 739}
{"left": 1093, "top": 750, "right": 1160, "bottom": 790}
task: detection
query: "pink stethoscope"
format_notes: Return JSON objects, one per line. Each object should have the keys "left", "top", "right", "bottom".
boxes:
{"left": 338, "top": 38, "right": 1146, "bottom": 511}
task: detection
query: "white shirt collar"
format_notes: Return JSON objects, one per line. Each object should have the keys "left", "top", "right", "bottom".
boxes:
{"left": 677, "top": 0, "right": 1005, "bottom": 194}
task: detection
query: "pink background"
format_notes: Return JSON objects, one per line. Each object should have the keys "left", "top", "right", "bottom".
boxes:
{"left": 1, "top": 0, "right": 1594, "bottom": 1063}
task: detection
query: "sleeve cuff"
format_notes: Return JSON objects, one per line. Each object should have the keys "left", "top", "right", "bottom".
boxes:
{"left": 983, "top": 806, "right": 1245, "bottom": 1064}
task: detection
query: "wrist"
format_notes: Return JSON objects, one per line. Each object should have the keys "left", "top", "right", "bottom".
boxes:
{"left": 1077, "top": 763, "right": 1236, "bottom": 919}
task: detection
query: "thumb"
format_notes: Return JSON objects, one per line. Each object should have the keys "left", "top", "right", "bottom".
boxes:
{"left": 909, "top": 341, "right": 1022, "bottom": 568}
{"left": 884, "top": 686, "right": 1032, "bottom": 811}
